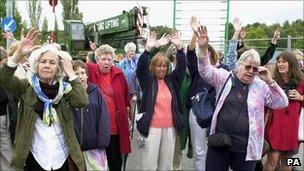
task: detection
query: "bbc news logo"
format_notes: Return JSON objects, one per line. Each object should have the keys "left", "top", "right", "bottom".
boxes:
{"left": 286, "top": 158, "right": 301, "bottom": 166}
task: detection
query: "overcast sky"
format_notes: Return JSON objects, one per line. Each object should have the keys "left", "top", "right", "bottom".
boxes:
{"left": 16, "top": 0, "right": 303, "bottom": 31}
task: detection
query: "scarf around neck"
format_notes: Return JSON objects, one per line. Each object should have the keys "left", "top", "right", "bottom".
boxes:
{"left": 28, "top": 73, "right": 72, "bottom": 126}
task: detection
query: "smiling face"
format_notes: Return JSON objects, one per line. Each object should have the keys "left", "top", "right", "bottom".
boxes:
{"left": 37, "top": 51, "right": 59, "bottom": 84}
{"left": 96, "top": 53, "right": 113, "bottom": 74}
{"left": 154, "top": 60, "right": 168, "bottom": 79}
{"left": 236, "top": 59, "right": 260, "bottom": 84}
{"left": 276, "top": 57, "right": 289, "bottom": 75}
{"left": 127, "top": 49, "right": 136, "bottom": 60}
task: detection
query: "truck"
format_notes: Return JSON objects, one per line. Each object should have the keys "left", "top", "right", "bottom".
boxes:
{"left": 63, "top": 6, "right": 149, "bottom": 60}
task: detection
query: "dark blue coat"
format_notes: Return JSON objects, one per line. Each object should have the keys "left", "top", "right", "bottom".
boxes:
{"left": 73, "top": 84, "right": 110, "bottom": 151}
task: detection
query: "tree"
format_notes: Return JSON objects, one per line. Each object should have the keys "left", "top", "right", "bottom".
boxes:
{"left": 41, "top": 17, "right": 48, "bottom": 44}
{"left": 61, "top": 0, "right": 83, "bottom": 21}
{"left": 27, "top": 0, "right": 42, "bottom": 28}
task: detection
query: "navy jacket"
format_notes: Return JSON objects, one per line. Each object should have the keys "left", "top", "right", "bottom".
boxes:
{"left": 187, "top": 48, "right": 230, "bottom": 108}
{"left": 136, "top": 49, "right": 186, "bottom": 137}
{"left": 73, "top": 84, "right": 110, "bottom": 151}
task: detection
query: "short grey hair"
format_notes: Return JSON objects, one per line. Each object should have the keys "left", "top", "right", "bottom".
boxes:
{"left": 28, "top": 43, "right": 72, "bottom": 79}
{"left": 124, "top": 42, "right": 136, "bottom": 53}
{"left": 236, "top": 49, "right": 260, "bottom": 69}
{"left": 95, "top": 44, "right": 115, "bottom": 60}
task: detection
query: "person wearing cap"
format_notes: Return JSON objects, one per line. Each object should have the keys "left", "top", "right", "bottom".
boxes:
{"left": 0, "top": 28, "right": 88, "bottom": 170}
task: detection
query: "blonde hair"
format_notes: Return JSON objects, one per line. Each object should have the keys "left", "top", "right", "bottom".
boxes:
{"left": 149, "top": 52, "right": 170, "bottom": 76}
{"left": 95, "top": 44, "right": 115, "bottom": 60}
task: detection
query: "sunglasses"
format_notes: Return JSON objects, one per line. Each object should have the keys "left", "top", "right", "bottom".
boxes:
{"left": 242, "top": 64, "right": 259, "bottom": 73}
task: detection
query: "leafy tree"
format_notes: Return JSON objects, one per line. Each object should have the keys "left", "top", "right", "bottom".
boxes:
{"left": 27, "top": 0, "right": 42, "bottom": 29}
{"left": 40, "top": 17, "right": 48, "bottom": 44}
{"left": 61, "top": 0, "right": 83, "bottom": 21}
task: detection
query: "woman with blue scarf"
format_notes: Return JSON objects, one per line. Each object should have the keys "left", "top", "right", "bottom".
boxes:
{"left": 0, "top": 28, "right": 88, "bottom": 171}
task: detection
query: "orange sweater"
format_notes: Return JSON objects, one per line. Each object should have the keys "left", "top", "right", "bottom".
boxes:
{"left": 150, "top": 79, "right": 174, "bottom": 128}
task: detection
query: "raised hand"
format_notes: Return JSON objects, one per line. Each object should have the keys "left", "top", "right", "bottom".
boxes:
{"left": 190, "top": 16, "right": 200, "bottom": 36}
{"left": 89, "top": 41, "right": 97, "bottom": 51}
{"left": 156, "top": 33, "right": 170, "bottom": 48}
{"left": 60, "top": 52, "right": 75, "bottom": 78}
{"left": 2, "top": 31, "right": 15, "bottom": 41}
{"left": 258, "top": 66, "right": 272, "bottom": 83}
{"left": 232, "top": 18, "right": 242, "bottom": 40}
{"left": 170, "top": 31, "right": 182, "bottom": 50}
{"left": 11, "top": 27, "right": 40, "bottom": 64}
{"left": 233, "top": 18, "right": 242, "bottom": 32}
{"left": 145, "top": 31, "right": 157, "bottom": 52}
{"left": 197, "top": 25, "right": 209, "bottom": 49}
{"left": 271, "top": 27, "right": 282, "bottom": 45}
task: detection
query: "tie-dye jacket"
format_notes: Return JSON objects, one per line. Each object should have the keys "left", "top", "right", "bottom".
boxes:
{"left": 198, "top": 55, "right": 288, "bottom": 160}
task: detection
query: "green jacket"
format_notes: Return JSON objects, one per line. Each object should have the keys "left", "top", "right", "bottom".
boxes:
{"left": 0, "top": 64, "right": 88, "bottom": 170}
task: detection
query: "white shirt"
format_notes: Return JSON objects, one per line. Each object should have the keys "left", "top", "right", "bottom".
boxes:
{"left": 31, "top": 118, "right": 69, "bottom": 170}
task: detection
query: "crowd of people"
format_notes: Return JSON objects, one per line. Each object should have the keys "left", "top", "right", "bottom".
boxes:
{"left": 0, "top": 16, "right": 303, "bottom": 171}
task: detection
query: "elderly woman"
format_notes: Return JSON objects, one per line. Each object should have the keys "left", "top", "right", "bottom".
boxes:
{"left": 72, "top": 60, "right": 110, "bottom": 170}
{"left": 264, "top": 51, "right": 304, "bottom": 171}
{"left": 86, "top": 44, "right": 131, "bottom": 171}
{"left": 118, "top": 42, "right": 142, "bottom": 109}
{"left": 136, "top": 31, "right": 186, "bottom": 170}
{"left": 196, "top": 26, "right": 288, "bottom": 171}
{"left": 0, "top": 28, "right": 88, "bottom": 170}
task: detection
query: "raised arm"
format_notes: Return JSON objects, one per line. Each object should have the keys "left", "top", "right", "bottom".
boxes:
{"left": 136, "top": 31, "right": 157, "bottom": 90}
{"left": 260, "top": 27, "right": 281, "bottom": 66}
{"left": 197, "top": 25, "right": 230, "bottom": 88}
{"left": 0, "top": 28, "right": 40, "bottom": 97}
{"left": 225, "top": 18, "right": 241, "bottom": 70}
{"left": 169, "top": 30, "right": 186, "bottom": 87}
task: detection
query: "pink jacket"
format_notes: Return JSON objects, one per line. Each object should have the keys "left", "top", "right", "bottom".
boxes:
{"left": 198, "top": 55, "right": 288, "bottom": 160}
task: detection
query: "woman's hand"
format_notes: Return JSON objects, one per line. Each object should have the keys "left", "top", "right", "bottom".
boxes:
{"left": 11, "top": 28, "right": 40, "bottom": 64}
{"left": 145, "top": 31, "right": 157, "bottom": 52}
{"left": 156, "top": 33, "right": 170, "bottom": 48}
{"left": 170, "top": 31, "right": 182, "bottom": 50}
{"left": 190, "top": 16, "right": 200, "bottom": 36}
{"left": 60, "top": 52, "right": 76, "bottom": 79}
{"left": 271, "top": 27, "right": 282, "bottom": 45}
{"left": 288, "top": 89, "right": 303, "bottom": 101}
{"left": 89, "top": 41, "right": 97, "bottom": 51}
{"left": 258, "top": 66, "right": 273, "bottom": 83}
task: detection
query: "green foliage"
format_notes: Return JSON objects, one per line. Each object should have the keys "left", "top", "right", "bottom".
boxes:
{"left": 40, "top": 17, "right": 48, "bottom": 44}
{"left": 227, "top": 19, "right": 304, "bottom": 51}
{"left": 27, "top": 0, "right": 42, "bottom": 28}
{"left": 61, "top": 0, "right": 83, "bottom": 21}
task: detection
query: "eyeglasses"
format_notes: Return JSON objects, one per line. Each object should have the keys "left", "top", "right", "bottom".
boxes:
{"left": 242, "top": 63, "right": 259, "bottom": 73}
{"left": 96, "top": 57, "right": 112, "bottom": 62}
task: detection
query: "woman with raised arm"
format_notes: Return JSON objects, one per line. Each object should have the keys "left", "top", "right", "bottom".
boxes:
{"left": 0, "top": 28, "right": 88, "bottom": 170}
{"left": 196, "top": 25, "right": 288, "bottom": 171}
{"left": 136, "top": 31, "right": 186, "bottom": 170}
{"left": 186, "top": 17, "right": 239, "bottom": 170}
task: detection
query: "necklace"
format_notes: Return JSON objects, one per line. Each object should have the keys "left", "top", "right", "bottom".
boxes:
{"left": 237, "top": 82, "right": 248, "bottom": 99}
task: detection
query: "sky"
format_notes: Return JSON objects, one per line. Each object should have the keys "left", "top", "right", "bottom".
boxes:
{"left": 16, "top": 0, "right": 303, "bottom": 30}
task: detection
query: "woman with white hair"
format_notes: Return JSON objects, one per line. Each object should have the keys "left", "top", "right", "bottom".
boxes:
{"left": 0, "top": 28, "right": 88, "bottom": 170}
{"left": 118, "top": 42, "right": 142, "bottom": 114}
{"left": 196, "top": 26, "right": 288, "bottom": 171}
